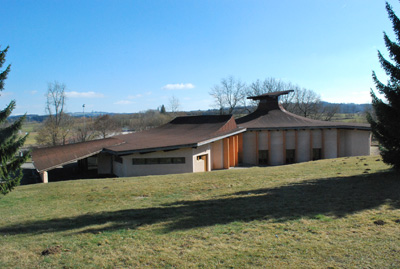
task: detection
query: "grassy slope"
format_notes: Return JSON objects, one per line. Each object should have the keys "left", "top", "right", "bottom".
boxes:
{"left": 0, "top": 156, "right": 399, "bottom": 268}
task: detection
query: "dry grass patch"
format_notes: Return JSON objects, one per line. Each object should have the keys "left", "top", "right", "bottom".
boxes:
{"left": 0, "top": 155, "right": 399, "bottom": 267}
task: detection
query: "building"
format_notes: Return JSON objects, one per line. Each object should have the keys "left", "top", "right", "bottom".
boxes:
{"left": 32, "top": 91, "right": 371, "bottom": 183}
{"left": 236, "top": 91, "right": 371, "bottom": 166}
{"left": 32, "top": 115, "right": 246, "bottom": 182}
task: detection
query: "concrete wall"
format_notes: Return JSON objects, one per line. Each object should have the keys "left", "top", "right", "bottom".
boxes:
{"left": 270, "top": 131, "right": 284, "bottom": 165}
{"left": 324, "top": 129, "right": 338, "bottom": 159}
{"left": 114, "top": 148, "right": 194, "bottom": 177}
{"left": 241, "top": 128, "right": 370, "bottom": 167}
{"left": 339, "top": 129, "right": 371, "bottom": 157}
{"left": 192, "top": 144, "right": 211, "bottom": 173}
{"left": 297, "top": 130, "right": 311, "bottom": 163}
{"left": 242, "top": 132, "right": 257, "bottom": 165}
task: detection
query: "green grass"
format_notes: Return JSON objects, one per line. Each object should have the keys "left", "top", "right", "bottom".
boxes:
{"left": 1, "top": 156, "right": 399, "bottom": 267}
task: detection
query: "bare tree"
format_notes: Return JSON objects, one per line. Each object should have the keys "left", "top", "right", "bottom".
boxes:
{"left": 36, "top": 82, "right": 72, "bottom": 146}
{"left": 168, "top": 96, "right": 180, "bottom": 113}
{"left": 72, "top": 117, "right": 98, "bottom": 142}
{"left": 94, "top": 115, "right": 118, "bottom": 138}
{"left": 245, "top": 77, "right": 337, "bottom": 120}
{"left": 246, "top": 78, "right": 295, "bottom": 112}
{"left": 209, "top": 76, "right": 246, "bottom": 114}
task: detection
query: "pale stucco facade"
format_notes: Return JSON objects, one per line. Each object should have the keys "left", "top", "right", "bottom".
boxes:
{"left": 241, "top": 128, "right": 371, "bottom": 166}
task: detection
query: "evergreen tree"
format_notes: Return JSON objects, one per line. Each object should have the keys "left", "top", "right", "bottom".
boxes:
{"left": 0, "top": 46, "right": 29, "bottom": 195}
{"left": 368, "top": 2, "right": 400, "bottom": 171}
{"left": 160, "top": 104, "right": 166, "bottom": 114}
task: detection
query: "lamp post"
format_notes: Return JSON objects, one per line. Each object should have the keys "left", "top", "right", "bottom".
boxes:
{"left": 83, "top": 104, "right": 86, "bottom": 140}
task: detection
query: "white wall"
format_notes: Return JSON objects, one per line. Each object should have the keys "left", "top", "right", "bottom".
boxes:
{"left": 349, "top": 130, "right": 371, "bottom": 156}
{"left": 114, "top": 148, "right": 194, "bottom": 177}
{"left": 270, "top": 131, "right": 284, "bottom": 165}
{"left": 324, "top": 129, "right": 338, "bottom": 159}
{"left": 312, "top": 130, "right": 322, "bottom": 149}
{"left": 286, "top": 130, "right": 296, "bottom": 149}
{"left": 242, "top": 132, "right": 257, "bottom": 165}
{"left": 297, "top": 130, "right": 311, "bottom": 162}
{"left": 192, "top": 145, "right": 211, "bottom": 173}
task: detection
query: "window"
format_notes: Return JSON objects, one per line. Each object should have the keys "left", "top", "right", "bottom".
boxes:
{"left": 132, "top": 157, "right": 185, "bottom": 165}
{"left": 312, "top": 148, "right": 322, "bottom": 161}
{"left": 258, "top": 150, "right": 268, "bottom": 165}
{"left": 286, "top": 149, "right": 295, "bottom": 164}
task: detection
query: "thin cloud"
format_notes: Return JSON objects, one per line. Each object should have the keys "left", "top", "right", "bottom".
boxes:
{"left": 162, "top": 83, "right": 195, "bottom": 90}
{"left": 128, "top": 94, "right": 143, "bottom": 99}
{"left": 114, "top": 100, "right": 134, "bottom": 105}
{"left": 65, "top": 91, "right": 104, "bottom": 98}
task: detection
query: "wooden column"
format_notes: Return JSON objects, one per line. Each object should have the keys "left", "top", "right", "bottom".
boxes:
{"left": 40, "top": 171, "right": 48, "bottom": 184}
{"left": 223, "top": 138, "right": 230, "bottom": 169}
{"left": 238, "top": 133, "right": 243, "bottom": 163}
{"left": 229, "top": 136, "right": 235, "bottom": 167}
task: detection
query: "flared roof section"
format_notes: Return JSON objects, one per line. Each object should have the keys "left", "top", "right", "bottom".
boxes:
{"left": 105, "top": 115, "right": 246, "bottom": 155}
{"left": 32, "top": 137, "right": 125, "bottom": 172}
{"left": 237, "top": 91, "right": 370, "bottom": 130}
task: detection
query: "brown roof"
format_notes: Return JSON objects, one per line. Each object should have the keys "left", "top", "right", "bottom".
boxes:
{"left": 105, "top": 115, "right": 245, "bottom": 154}
{"left": 237, "top": 92, "right": 370, "bottom": 130}
{"left": 32, "top": 137, "right": 124, "bottom": 172}
{"left": 32, "top": 115, "right": 246, "bottom": 172}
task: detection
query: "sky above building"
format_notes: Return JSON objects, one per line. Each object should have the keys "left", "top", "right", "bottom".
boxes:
{"left": 0, "top": 0, "right": 395, "bottom": 115}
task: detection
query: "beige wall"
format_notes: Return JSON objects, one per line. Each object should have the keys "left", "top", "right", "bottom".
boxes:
{"left": 242, "top": 132, "right": 257, "bottom": 165}
{"left": 324, "top": 129, "right": 338, "bottom": 159}
{"left": 241, "top": 128, "right": 371, "bottom": 166}
{"left": 270, "top": 131, "right": 284, "bottom": 165}
{"left": 192, "top": 145, "right": 211, "bottom": 173}
{"left": 111, "top": 145, "right": 213, "bottom": 177}
{"left": 339, "top": 129, "right": 371, "bottom": 157}
{"left": 297, "top": 130, "right": 311, "bottom": 163}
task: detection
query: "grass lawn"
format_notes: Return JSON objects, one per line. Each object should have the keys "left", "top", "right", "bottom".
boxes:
{"left": 0, "top": 155, "right": 399, "bottom": 268}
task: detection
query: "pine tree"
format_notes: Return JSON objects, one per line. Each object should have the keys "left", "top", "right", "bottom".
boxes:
{"left": 368, "top": 2, "right": 400, "bottom": 171}
{"left": 0, "top": 46, "right": 29, "bottom": 195}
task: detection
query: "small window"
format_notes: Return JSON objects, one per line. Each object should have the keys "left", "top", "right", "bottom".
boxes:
{"left": 172, "top": 157, "right": 185, "bottom": 164}
{"left": 286, "top": 149, "right": 295, "bottom": 164}
{"left": 132, "top": 157, "right": 185, "bottom": 165}
{"left": 159, "top": 158, "right": 172, "bottom": 164}
{"left": 312, "top": 148, "right": 322, "bottom": 161}
{"left": 132, "top": 158, "right": 145, "bottom": 165}
{"left": 258, "top": 150, "right": 268, "bottom": 165}
{"left": 115, "top": 156, "right": 123, "bottom": 164}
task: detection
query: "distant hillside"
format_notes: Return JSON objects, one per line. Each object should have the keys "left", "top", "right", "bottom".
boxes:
{"left": 8, "top": 103, "right": 372, "bottom": 122}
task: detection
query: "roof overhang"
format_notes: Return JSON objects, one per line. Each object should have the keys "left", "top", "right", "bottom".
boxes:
{"left": 104, "top": 128, "right": 247, "bottom": 156}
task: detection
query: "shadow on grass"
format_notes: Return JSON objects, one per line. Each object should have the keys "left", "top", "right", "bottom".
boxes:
{"left": 1, "top": 170, "right": 399, "bottom": 235}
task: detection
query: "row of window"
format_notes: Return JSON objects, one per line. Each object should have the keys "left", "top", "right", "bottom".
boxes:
{"left": 258, "top": 148, "right": 322, "bottom": 165}
{"left": 132, "top": 157, "right": 185, "bottom": 165}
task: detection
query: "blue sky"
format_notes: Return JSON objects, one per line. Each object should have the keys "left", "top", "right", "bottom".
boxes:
{"left": 0, "top": 0, "right": 394, "bottom": 115}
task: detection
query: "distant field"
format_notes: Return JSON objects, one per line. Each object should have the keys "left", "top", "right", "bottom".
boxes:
{"left": 20, "top": 122, "right": 41, "bottom": 147}
{"left": 0, "top": 155, "right": 399, "bottom": 267}
{"left": 331, "top": 113, "right": 368, "bottom": 123}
